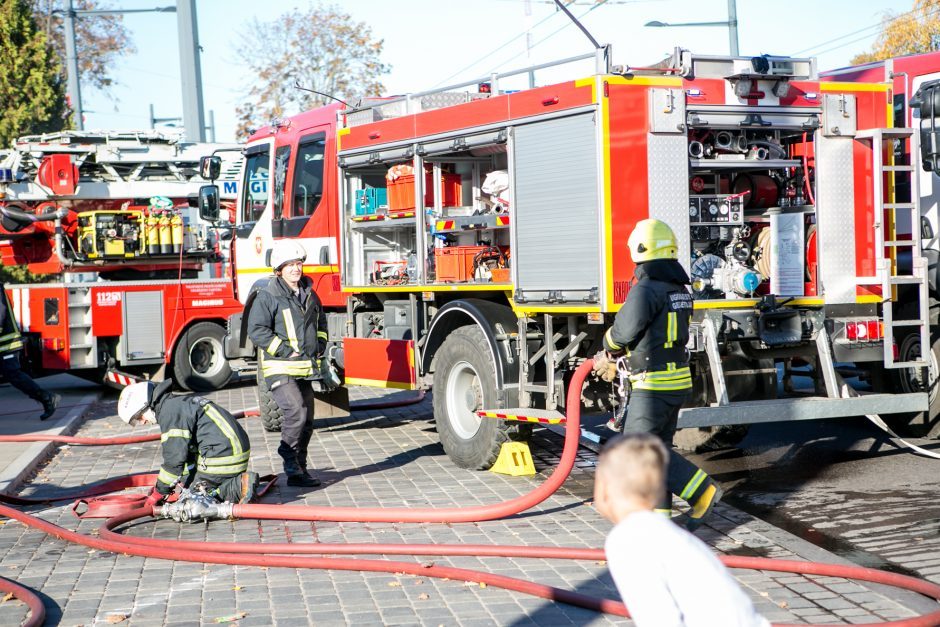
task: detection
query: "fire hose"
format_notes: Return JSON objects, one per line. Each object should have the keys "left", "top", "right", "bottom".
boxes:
{"left": 2, "top": 363, "right": 940, "bottom": 625}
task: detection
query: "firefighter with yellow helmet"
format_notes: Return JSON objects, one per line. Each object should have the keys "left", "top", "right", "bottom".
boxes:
{"left": 595, "top": 218, "right": 722, "bottom": 531}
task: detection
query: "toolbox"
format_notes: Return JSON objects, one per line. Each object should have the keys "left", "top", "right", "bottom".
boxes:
{"left": 387, "top": 172, "right": 461, "bottom": 213}
{"left": 354, "top": 187, "right": 387, "bottom": 216}
{"left": 434, "top": 245, "right": 492, "bottom": 283}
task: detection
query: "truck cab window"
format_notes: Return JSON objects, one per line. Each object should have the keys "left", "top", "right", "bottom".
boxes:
{"left": 293, "top": 134, "right": 326, "bottom": 216}
{"left": 241, "top": 147, "right": 271, "bottom": 223}
{"left": 273, "top": 145, "right": 291, "bottom": 220}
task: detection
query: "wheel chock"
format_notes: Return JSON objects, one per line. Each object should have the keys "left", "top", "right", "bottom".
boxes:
{"left": 489, "top": 441, "right": 536, "bottom": 476}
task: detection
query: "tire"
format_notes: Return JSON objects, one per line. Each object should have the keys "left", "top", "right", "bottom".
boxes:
{"left": 172, "top": 321, "right": 232, "bottom": 392}
{"left": 256, "top": 351, "right": 284, "bottom": 432}
{"left": 433, "top": 325, "right": 510, "bottom": 470}
{"left": 889, "top": 330, "right": 940, "bottom": 437}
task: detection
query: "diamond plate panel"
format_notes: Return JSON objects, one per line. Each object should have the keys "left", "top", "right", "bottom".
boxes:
{"left": 816, "top": 135, "right": 857, "bottom": 304}
{"left": 647, "top": 134, "right": 691, "bottom": 272}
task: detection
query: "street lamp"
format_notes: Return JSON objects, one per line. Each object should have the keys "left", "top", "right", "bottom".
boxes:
{"left": 645, "top": 0, "right": 739, "bottom": 57}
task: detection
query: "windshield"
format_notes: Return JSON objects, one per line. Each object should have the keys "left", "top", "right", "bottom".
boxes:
{"left": 240, "top": 146, "right": 271, "bottom": 223}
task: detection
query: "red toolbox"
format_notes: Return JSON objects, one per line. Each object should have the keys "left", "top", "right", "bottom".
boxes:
{"left": 435, "top": 245, "right": 491, "bottom": 283}
{"left": 388, "top": 172, "right": 461, "bottom": 212}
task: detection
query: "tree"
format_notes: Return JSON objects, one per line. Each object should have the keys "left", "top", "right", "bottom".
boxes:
{"left": 30, "top": 0, "right": 135, "bottom": 93}
{"left": 232, "top": 4, "right": 390, "bottom": 138}
{"left": 850, "top": 0, "right": 940, "bottom": 65}
{"left": 0, "top": 0, "right": 69, "bottom": 147}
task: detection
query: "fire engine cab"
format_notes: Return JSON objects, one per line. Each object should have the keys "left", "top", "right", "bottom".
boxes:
{"left": 215, "top": 48, "right": 931, "bottom": 469}
{"left": 0, "top": 131, "right": 244, "bottom": 391}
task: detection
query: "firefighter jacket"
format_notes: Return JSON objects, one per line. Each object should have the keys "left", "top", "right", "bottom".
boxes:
{"left": 151, "top": 380, "right": 251, "bottom": 495}
{"left": 603, "top": 259, "right": 693, "bottom": 392}
{"left": 247, "top": 275, "right": 328, "bottom": 384}
{"left": 0, "top": 284, "right": 25, "bottom": 355}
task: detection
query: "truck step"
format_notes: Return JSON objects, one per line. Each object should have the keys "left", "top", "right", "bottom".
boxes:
{"left": 477, "top": 408, "right": 566, "bottom": 425}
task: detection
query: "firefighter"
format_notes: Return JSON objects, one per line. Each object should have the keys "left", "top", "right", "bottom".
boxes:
{"left": 0, "top": 282, "right": 59, "bottom": 420}
{"left": 595, "top": 219, "right": 722, "bottom": 531}
{"left": 247, "top": 240, "right": 331, "bottom": 488}
{"left": 117, "top": 380, "right": 258, "bottom": 509}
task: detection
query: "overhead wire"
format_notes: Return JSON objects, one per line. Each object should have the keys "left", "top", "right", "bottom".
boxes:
{"left": 792, "top": 3, "right": 940, "bottom": 58}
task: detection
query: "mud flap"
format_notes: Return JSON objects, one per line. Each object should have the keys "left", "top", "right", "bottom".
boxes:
{"left": 315, "top": 387, "right": 350, "bottom": 419}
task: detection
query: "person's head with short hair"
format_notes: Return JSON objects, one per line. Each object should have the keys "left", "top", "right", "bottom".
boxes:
{"left": 594, "top": 433, "right": 668, "bottom": 523}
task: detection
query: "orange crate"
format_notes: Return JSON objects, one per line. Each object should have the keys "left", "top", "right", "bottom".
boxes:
{"left": 388, "top": 172, "right": 461, "bottom": 212}
{"left": 435, "top": 245, "right": 491, "bottom": 283}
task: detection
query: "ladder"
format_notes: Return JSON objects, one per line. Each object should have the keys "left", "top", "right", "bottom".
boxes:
{"left": 67, "top": 286, "right": 96, "bottom": 369}
{"left": 856, "top": 128, "right": 929, "bottom": 369}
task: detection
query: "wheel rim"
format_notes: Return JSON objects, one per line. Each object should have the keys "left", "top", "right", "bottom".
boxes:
{"left": 444, "top": 360, "right": 484, "bottom": 440}
{"left": 900, "top": 335, "right": 939, "bottom": 405}
{"left": 189, "top": 336, "right": 225, "bottom": 378}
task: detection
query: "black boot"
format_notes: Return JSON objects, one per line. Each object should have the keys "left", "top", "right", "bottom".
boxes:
{"left": 278, "top": 442, "right": 320, "bottom": 488}
{"left": 39, "top": 392, "right": 61, "bottom": 421}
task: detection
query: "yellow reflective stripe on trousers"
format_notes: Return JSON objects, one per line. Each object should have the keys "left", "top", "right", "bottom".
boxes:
{"left": 157, "top": 467, "right": 181, "bottom": 486}
{"left": 317, "top": 331, "right": 328, "bottom": 340}
{"left": 203, "top": 404, "right": 244, "bottom": 456}
{"left": 604, "top": 328, "right": 622, "bottom": 351}
{"left": 282, "top": 308, "right": 299, "bottom": 352}
{"left": 680, "top": 469, "right": 707, "bottom": 501}
{"left": 266, "top": 336, "right": 283, "bottom": 356}
{"left": 664, "top": 312, "right": 676, "bottom": 348}
{"left": 259, "top": 352, "right": 314, "bottom": 377}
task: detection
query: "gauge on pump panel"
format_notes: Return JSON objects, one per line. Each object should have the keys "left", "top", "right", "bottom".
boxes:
{"left": 689, "top": 205, "right": 698, "bottom": 217}
{"left": 708, "top": 203, "right": 719, "bottom": 215}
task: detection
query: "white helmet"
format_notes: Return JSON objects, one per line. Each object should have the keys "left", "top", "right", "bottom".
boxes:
{"left": 270, "top": 240, "right": 307, "bottom": 271}
{"left": 118, "top": 382, "right": 154, "bottom": 425}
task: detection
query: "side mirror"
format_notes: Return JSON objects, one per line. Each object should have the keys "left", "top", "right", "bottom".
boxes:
{"left": 200, "top": 156, "right": 222, "bottom": 182}
{"left": 911, "top": 79, "right": 940, "bottom": 175}
{"left": 198, "top": 185, "right": 220, "bottom": 222}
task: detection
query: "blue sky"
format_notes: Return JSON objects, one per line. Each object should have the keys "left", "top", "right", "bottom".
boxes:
{"left": 80, "top": 0, "right": 910, "bottom": 142}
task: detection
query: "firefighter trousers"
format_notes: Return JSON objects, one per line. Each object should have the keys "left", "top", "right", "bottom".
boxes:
{"left": 186, "top": 470, "right": 257, "bottom": 504}
{"left": 621, "top": 388, "right": 715, "bottom": 511}
{"left": 0, "top": 352, "right": 46, "bottom": 403}
{"left": 271, "top": 377, "right": 316, "bottom": 472}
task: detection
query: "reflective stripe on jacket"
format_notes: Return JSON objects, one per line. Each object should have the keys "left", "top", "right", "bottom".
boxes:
{"left": 603, "top": 259, "right": 693, "bottom": 392}
{"left": 0, "top": 285, "right": 24, "bottom": 355}
{"left": 247, "top": 275, "right": 328, "bottom": 383}
{"left": 150, "top": 380, "right": 251, "bottom": 494}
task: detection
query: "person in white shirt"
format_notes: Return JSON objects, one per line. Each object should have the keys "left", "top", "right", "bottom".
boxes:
{"left": 594, "top": 433, "right": 770, "bottom": 627}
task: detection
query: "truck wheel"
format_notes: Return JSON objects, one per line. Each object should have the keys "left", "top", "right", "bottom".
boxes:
{"left": 172, "top": 321, "right": 232, "bottom": 392}
{"left": 256, "top": 354, "right": 283, "bottom": 432}
{"left": 433, "top": 325, "right": 509, "bottom": 470}
{"left": 890, "top": 330, "right": 940, "bottom": 436}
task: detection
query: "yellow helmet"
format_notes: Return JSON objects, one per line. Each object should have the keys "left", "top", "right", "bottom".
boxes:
{"left": 627, "top": 219, "right": 678, "bottom": 263}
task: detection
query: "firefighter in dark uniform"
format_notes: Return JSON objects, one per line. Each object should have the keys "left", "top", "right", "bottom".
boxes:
{"left": 0, "top": 282, "right": 59, "bottom": 420}
{"left": 247, "top": 240, "right": 330, "bottom": 488}
{"left": 595, "top": 219, "right": 722, "bottom": 531}
{"left": 117, "top": 380, "right": 258, "bottom": 509}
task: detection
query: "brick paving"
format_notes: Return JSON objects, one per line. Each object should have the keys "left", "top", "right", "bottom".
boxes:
{"left": 0, "top": 381, "right": 930, "bottom": 625}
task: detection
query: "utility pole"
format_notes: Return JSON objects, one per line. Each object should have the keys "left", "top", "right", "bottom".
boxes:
{"left": 62, "top": 0, "right": 84, "bottom": 130}
{"left": 176, "top": 0, "right": 206, "bottom": 142}
{"left": 727, "top": 0, "right": 740, "bottom": 57}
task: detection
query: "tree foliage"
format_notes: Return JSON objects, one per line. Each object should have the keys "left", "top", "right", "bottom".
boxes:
{"left": 30, "top": 0, "right": 135, "bottom": 93}
{"left": 850, "top": 0, "right": 940, "bottom": 65}
{"left": 233, "top": 4, "right": 390, "bottom": 138}
{"left": 0, "top": 0, "right": 69, "bottom": 147}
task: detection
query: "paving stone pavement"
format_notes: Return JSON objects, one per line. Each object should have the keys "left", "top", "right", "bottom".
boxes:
{"left": 0, "top": 381, "right": 933, "bottom": 626}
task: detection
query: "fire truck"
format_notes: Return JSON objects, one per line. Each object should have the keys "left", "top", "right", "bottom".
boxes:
{"left": 212, "top": 47, "right": 933, "bottom": 469}
{"left": 0, "top": 131, "right": 244, "bottom": 391}
{"left": 820, "top": 51, "right": 940, "bottom": 435}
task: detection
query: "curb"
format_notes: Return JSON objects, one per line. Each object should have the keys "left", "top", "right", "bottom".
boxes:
{"left": 0, "top": 389, "right": 102, "bottom": 495}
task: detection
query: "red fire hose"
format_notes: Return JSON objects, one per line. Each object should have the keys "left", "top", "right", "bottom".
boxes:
{"left": 4, "top": 363, "right": 940, "bottom": 625}
{"left": 0, "top": 575, "right": 44, "bottom": 627}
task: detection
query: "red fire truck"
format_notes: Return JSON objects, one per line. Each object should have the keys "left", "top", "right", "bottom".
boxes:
{"left": 0, "top": 131, "right": 244, "bottom": 391}
{"left": 209, "top": 48, "right": 931, "bottom": 469}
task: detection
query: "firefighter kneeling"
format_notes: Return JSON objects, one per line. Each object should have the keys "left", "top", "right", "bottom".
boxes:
{"left": 118, "top": 380, "right": 258, "bottom": 514}
{"left": 596, "top": 218, "right": 722, "bottom": 531}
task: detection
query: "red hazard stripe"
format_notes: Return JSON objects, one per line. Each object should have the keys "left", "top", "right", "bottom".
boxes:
{"left": 477, "top": 411, "right": 566, "bottom": 425}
